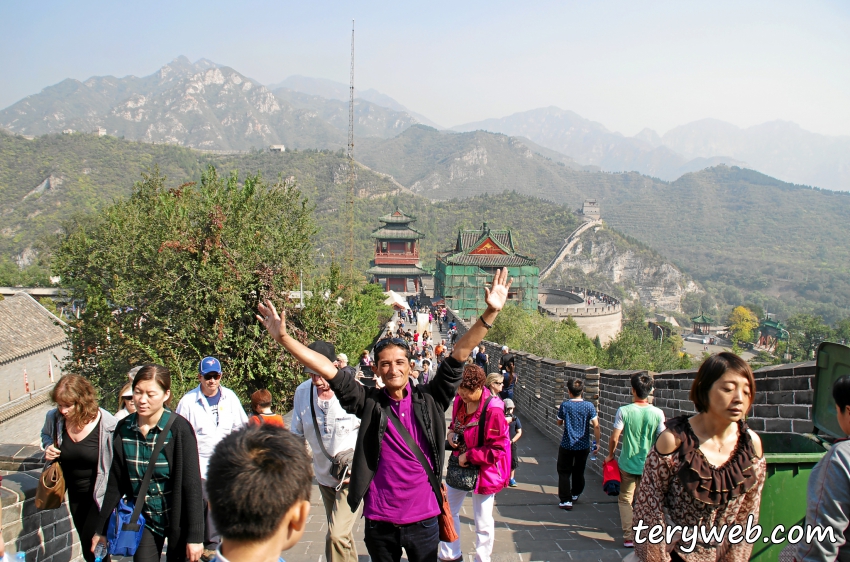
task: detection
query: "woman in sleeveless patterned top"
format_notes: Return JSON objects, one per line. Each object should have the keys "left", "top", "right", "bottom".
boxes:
{"left": 634, "top": 352, "right": 766, "bottom": 562}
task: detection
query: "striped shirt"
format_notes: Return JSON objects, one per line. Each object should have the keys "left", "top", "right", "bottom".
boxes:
{"left": 120, "top": 410, "right": 174, "bottom": 536}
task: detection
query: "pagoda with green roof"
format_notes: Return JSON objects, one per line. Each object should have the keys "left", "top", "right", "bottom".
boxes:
{"left": 435, "top": 222, "right": 538, "bottom": 321}
{"left": 365, "top": 208, "right": 428, "bottom": 294}
{"left": 691, "top": 313, "right": 713, "bottom": 335}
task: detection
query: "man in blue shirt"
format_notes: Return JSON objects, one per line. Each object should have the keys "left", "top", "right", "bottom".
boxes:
{"left": 555, "top": 379, "right": 600, "bottom": 511}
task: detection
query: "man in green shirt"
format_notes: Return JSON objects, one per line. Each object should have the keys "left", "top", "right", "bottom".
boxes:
{"left": 605, "top": 373, "right": 665, "bottom": 548}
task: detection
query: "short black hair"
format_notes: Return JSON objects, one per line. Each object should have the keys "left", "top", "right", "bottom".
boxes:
{"left": 567, "top": 378, "right": 584, "bottom": 397}
{"left": 834, "top": 375, "right": 850, "bottom": 412}
{"left": 631, "top": 372, "right": 654, "bottom": 400}
{"left": 690, "top": 352, "right": 755, "bottom": 413}
{"left": 206, "top": 425, "right": 313, "bottom": 541}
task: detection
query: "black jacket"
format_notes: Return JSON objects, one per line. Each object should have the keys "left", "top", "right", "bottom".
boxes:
{"left": 97, "top": 412, "right": 205, "bottom": 558}
{"left": 329, "top": 355, "right": 464, "bottom": 513}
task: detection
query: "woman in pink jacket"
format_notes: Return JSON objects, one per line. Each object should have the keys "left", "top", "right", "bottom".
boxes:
{"left": 439, "top": 365, "right": 511, "bottom": 562}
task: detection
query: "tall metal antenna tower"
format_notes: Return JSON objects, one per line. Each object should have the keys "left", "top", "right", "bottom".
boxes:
{"left": 346, "top": 20, "right": 356, "bottom": 278}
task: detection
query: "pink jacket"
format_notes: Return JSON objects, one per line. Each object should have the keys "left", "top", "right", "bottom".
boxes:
{"left": 451, "top": 388, "right": 511, "bottom": 495}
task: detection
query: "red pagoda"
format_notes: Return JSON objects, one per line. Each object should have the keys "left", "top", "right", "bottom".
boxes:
{"left": 366, "top": 208, "right": 427, "bottom": 294}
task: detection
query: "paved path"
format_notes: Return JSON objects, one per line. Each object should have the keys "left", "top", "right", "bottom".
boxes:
{"left": 285, "top": 317, "right": 629, "bottom": 562}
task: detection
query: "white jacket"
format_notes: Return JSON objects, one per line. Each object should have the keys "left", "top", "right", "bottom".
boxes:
{"left": 291, "top": 379, "right": 360, "bottom": 488}
{"left": 176, "top": 384, "right": 248, "bottom": 478}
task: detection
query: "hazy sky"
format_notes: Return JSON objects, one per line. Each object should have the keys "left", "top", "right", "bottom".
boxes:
{"left": 2, "top": 0, "right": 848, "bottom": 137}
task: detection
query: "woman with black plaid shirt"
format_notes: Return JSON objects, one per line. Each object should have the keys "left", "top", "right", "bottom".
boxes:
{"left": 94, "top": 365, "right": 205, "bottom": 562}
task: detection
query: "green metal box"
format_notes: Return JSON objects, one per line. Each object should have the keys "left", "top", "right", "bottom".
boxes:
{"left": 751, "top": 342, "right": 849, "bottom": 562}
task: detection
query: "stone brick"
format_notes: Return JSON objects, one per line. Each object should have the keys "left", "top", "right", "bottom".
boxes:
{"left": 794, "top": 390, "right": 814, "bottom": 405}
{"left": 757, "top": 379, "right": 780, "bottom": 392}
{"left": 765, "top": 391, "right": 793, "bottom": 405}
{"left": 779, "top": 377, "right": 810, "bottom": 391}
{"left": 752, "top": 405, "right": 779, "bottom": 418}
{"left": 764, "top": 419, "right": 792, "bottom": 432}
{"left": 747, "top": 417, "right": 765, "bottom": 431}
{"left": 792, "top": 419, "right": 815, "bottom": 434}
{"left": 779, "top": 405, "right": 810, "bottom": 419}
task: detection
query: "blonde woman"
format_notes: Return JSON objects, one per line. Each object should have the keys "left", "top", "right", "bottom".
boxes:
{"left": 114, "top": 382, "right": 136, "bottom": 420}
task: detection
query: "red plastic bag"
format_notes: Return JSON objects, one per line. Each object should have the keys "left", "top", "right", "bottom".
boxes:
{"left": 602, "top": 458, "right": 621, "bottom": 496}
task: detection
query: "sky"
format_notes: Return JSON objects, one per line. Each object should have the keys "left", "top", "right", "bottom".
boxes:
{"left": 1, "top": 0, "right": 848, "bottom": 137}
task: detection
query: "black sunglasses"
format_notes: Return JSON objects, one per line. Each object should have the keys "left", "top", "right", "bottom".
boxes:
{"left": 202, "top": 372, "right": 222, "bottom": 380}
{"left": 374, "top": 338, "right": 411, "bottom": 355}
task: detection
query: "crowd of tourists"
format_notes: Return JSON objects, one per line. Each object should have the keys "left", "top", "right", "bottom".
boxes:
{"left": 4, "top": 266, "right": 845, "bottom": 562}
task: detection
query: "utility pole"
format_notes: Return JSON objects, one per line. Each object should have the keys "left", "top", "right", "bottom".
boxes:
{"left": 346, "top": 20, "right": 356, "bottom": 280}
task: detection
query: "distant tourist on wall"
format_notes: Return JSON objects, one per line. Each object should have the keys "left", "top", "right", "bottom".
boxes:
{"left": 606, "top": 373, "right": 665, "bottom": 548}
{"left": 795, "top": 374, "right": 850, "bottom": 562}
{"left": 504, "top": 398, "right": 522, "bottom": 487}
{"left": 41, "top": 375, "right": 118, "bottom": 562}
{"left": 633, "top": 353, "right": 765, "bottom": 561}
{"left": 555, "top": 378, "right": 600, "bottom": 511}
{"left": 115, "top": 382, "right": 136, "bottom": 420}
{"left": 248, "top": 389, "right": 286, "bottom": 428}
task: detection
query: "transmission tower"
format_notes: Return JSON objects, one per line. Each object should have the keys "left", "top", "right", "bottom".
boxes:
{"left": 346, "top": 20, "right": 356, "bottom": 279}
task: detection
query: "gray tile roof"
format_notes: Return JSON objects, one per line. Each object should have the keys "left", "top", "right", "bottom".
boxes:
{"left": 365, "top": 265, "right": 429, "bottom": 276}
{"left": 0, "top": 293, "right": 68, "bottom": 364}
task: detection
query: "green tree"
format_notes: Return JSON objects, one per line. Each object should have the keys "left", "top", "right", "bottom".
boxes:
{"left": 728, "top": 306, "right": 759, "bottom": 343}
{"left": 604, "top": 304, "right": 691, "bottom": 372}
{"left": 53, "top": 165, "right": 380, "bottom": 411}
{"left": 785, "top": 314, "right": 834, "bottom": 361}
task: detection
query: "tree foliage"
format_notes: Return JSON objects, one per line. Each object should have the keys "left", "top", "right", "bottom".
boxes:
{"left": 488, "top": 302, "right": 691, "bottom": 372}
{"left": 728, "top": 306, "right": 759, "bottom": 343}
{"left": 52, "top": 165, "right": 386, "bottom": 411}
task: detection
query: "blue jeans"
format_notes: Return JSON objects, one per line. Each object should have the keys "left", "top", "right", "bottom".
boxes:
{"left": 364, "top": 516, "right": 439, "bottom": 562}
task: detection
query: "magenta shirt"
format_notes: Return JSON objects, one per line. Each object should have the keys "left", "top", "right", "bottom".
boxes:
{"left": 362, "top": 383, "right": 440, "bottom": 523}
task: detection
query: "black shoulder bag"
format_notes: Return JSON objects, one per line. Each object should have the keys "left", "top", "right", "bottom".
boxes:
{"left": 310, "top": 389, "right": 354, "bottom": 490}
{"left": 445, "top": 396, "right": 492, "bottom": 491}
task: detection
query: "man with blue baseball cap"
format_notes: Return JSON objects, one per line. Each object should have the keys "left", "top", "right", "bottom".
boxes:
{"left": 176, "top": 356, "right": 249, "bottom": 561}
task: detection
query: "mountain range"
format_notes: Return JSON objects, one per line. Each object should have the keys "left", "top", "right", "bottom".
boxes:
{"left": 0, "top": 57, "right": 421, "bottom": 151}
{"left": 455, "top": 108, "right": 850, "bottom": 190}
{"left": 2, "top": 56, "right": 848, "bottom": 190}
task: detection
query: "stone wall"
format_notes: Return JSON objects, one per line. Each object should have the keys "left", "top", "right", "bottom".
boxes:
{"left": 1, "top": 346, "right": 68, "bottom": 405}
{"left": 1, "top": 446, "right": 83, "bottom": 562}
{"left": 444, "top": 308, "right": 820, "bottom": 477}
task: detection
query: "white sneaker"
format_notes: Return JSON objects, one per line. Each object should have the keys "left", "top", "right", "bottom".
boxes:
{"left": 559, "top": 501, "right": 573, "bottom": 510}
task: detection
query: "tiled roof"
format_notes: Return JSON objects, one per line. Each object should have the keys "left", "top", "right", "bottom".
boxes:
{"left": 0, "top": 293, "right": 68, "bottom": 364}
{"left": 456, "top": 225, "right": 514, "bottom": 253}
{"left": 370, "top": 226, "right": 422, "bottom": 240}
{"left": 439, "top": 253, "right": 538, "bottom": 267}
{"left": 378, "top": 208, "right": 416, "bottom": 224}
{"left": 366, "top": 265, "right": 429, "bottom": 276}
{"left": 691, "top": 314, "right": 713, "bottom": 324}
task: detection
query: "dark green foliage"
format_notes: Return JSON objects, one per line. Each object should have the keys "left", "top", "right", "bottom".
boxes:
{"left": 487, "top": 302, "right": 690, "bottom": 372}
{"left": 51, "top": 166, "right": 387, "bottom": 411}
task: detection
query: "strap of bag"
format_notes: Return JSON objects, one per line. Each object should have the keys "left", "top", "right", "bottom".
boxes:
{"left": 385, "top": 405, "right": 443, "bottom": 505}
{"left": 123, "top": 412, "right": 177, "bottom": 531}
{"left": 477, "top": 396, "right": 493, "bottom": 448}
{"left": 309, "top": 388, "right": 334, "bottom": 462}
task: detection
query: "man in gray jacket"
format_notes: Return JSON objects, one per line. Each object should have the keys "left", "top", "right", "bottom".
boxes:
{"left": 796, "top": 374, "right": 850, "bottom": 562}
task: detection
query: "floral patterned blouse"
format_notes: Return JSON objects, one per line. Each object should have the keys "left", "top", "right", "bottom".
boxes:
{"left": 633, "top": 415, "right": 767, "bottom": 562}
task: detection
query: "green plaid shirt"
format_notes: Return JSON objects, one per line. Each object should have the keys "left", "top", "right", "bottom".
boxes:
{"left": 120, "top": 409, "right": 174, "bottom": 536}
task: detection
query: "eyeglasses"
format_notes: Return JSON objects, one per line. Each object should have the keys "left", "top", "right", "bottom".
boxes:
{"left": 374, "top": 338, "right": 411, "bottom": 355}
{"left": 202, "top": 372, "right": 222, "bottom": 380}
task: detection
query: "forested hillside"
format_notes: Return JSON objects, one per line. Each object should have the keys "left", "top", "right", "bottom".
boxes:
{"left": 3, "top": 129, "right": 849, "bottom": 322}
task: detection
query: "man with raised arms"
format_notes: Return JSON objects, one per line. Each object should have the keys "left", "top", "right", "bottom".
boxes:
{"left": 257, "top": 269, "right": 512, "bottom": 562}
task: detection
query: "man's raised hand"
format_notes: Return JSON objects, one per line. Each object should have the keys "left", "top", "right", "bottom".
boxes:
{"left": 484, "top": 268, "right": 513, "bottom": 312}
{"left": 256, "top": 299, "right": 287, "bottom": 343}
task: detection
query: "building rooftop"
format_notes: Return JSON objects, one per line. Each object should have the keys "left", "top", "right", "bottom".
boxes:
{"left": 365, "top": 265, "right": 430, "bottom": 276}
{"left": 438, "top": 223, "right": 536, "bottom": 267}
{"left": 0, "top": 293, "right": 67, "bottom": 364}
{"left": 370, "top": 226, "right": 423, "bottom": 240}
{"left": 378, "top": 208, "right": 416, "bottom": 225}
{"left": 691, "top": 313, "right": 714, "bottom": 325}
